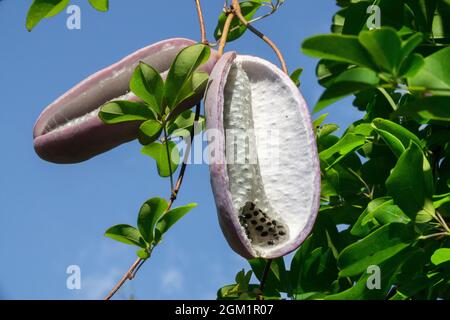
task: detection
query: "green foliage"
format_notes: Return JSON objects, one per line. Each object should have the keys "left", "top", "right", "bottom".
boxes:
{"left": 88, "top": 0, "right": 109, "bottom": 12}
{"left": 26, "top": 0, "right": 109, "bottom": 31}
{"left": 105, "top": 197, "right": 196, "bottom": 258}
{"left": 100, "top": 45, "right": 205, "bottom": 262}
{"left": 164, "top": 44, "right": 210, "bottom": 109}
{"left": 26, "top": 0, "right": 69, "bottom": 31}
{"left": 98, "top": 45, "right": 210, "bottom": 179}
{"left": 214, "top": 1, "right": 262, "bottom": 42}
{"left": 227, "top": 0, "right": 450, "bottom": 300}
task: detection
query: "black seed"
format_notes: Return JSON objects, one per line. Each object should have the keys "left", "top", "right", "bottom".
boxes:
{"left": 268, "top": 240, "right": 274, "bottom": 245}
{"left": 251, "top": 220, "right": 257, "bottom": 225}
{"left": 266, "top": 222, "right": 272, "bottom": 226}
{"left": 253, "top": 211, "right": 259, "bottom": 216}
{"left": 268, "top": 227, "right": 275, "bottom": 233}
{"left": 274, "top": 236, "right": 280, "bottom": 240}
{"left": 261, "top": 231, "right": 268, "bottom": 237}
{"left": 260, "top": 218, "right": 266, "bottom": 223}
{"left": 272, "top": 221, "right": 277, "bottom": 226}
{"left": 279, "top": 231, "right": 286, "bottom": 236}
{"left": 249, "top": 202, "right": 255, "bottom": 210}
{"left": 244, "top": 213, "right": 252, "bottom": 219}
{"left": 256, "top": 226, "right": 263, "bottom": 231}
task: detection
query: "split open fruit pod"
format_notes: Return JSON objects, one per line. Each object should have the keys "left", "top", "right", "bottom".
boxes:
{"left": 205, "top": 52, "right": 320, "bottom": 259}
{"left": 33, "top": 38, "right": 217, "bottom": 164}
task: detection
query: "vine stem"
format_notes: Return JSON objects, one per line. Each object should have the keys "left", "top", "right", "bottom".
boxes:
{"left": 104, "top": 104, "right": 202, "bottom": 300}
{"left": 218, "top": 10, "right": 235, "bottom": 57}
{"left": 163, "top": 125, "right": 175, "bottom": 191}
{"left": 257, "top": 259, "right": 273, "bottom": 300}
{"left": 231, "top": 0, "right": 288, "bottom": 74}
{"left": 195, "top": 0, "right": 208, "bottom": 44}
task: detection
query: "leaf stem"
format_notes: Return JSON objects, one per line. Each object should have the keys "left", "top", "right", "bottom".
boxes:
{"left": 377, "top": 87, "right": 398, "bottom": 111}
{"left": 231, "top": 0, "right": 288, "bottom": 74}
{"left": 419, "top": 232, "right": 449, "bottom": 240}
{"left": 195, "top": 0, "right": 208, "bottom": 44}
{"left": 104, "top": 104, "right": 203, "bottom": 300}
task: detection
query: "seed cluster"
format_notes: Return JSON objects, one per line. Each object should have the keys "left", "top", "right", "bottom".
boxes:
{"left": 238, "top": 201, "right": 288, "bottom": 247}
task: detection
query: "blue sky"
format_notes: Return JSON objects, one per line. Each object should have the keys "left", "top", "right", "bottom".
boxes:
{"left": 0, "top": 0, "right": 361, "bottom": 299}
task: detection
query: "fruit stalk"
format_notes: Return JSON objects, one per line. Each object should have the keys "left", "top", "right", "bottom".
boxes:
{"left": 231, "top": 0, "right": 288, "bottom": 74}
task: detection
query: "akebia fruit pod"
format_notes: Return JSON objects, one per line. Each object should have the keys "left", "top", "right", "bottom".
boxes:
{"left": 33, "top": 38, "right": 218, "bottom": 164}
{"left": 205, "top": 52, "right": 320, "bottom": 259}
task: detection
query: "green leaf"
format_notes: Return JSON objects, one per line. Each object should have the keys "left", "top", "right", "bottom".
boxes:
{"left": 164, "top": 44, "right": 210, "bottom": 109}
{"left": 431, "top": 248, "right": 450, "bottom": 265}
{"left": 313, "top": 113, "right": 328, "bottom": 130}
{"left": 400, "top": 33, "right": 423, "bottom": 64}
{"left": 372, "top": 118, "right": 423, "bottom": 149}
{"left": 408, "top": 46, "right": 450, "bottom": 95}
{"left": 104, "top": 224, "right": 146, "bottom": 248}
{"left": 26, "top": 0, "right": 69, "bottom": 31}
{"left": 214, "top": 1, "right": 262, "bottom": 42}
{"left": 168, "top": 111, "right": 205, "bottom": 137}
{"left": 338, "top": 223, "right": 416, "bottom": 277}
{"left": 130, "top": 62, "right": 164, "bottom": 115}
{"left": 398, "top": 54, "right": 425, "bottom": 78}
{"left": 137, "top": 197, "right": 168, "bottom": 244}
{"left": 46, "top": 0, "right": 70, "bottom": 17}
{"left": 433, "top": 193, "right": 450, "bottom": 209}
{"left": 138, "top": 120, "right": 163, "bottom": 145}
{"left": 374, "top": 128, "right": 406, "bottom": 158}
{"left": 358, "top": 28, "right": 402, "bottom": 74}
{"left": 302, "top": 34, "right": 375, "bottom": 69}
{"left": 319, "top": 133, "right": 366, "bottom": 162}
{"left": 173, "top": 71, "right": 209, "bottom": 111}
{"left": 397, "top": 96, "right": 450, "bottom": 122}
{"left": 290, "top": 68, "right": 303, "bottom": 87}
{"left": 88, "top": 0, "right": 109, "bottom": 12}
{"left": 141, "top": 141, "right": 180, "bottom": 177}
{"left": 314, "top": 67, "right": 379, "bottom": 112}
{"left": 386, "top": 142, "right": 426, "bottom": 219}
{"left": 317, "top": 124, "right": 340, "bottom": 138}
{"left": 99, "top": 101, "right": 154, "bottom": 124}
{"left": 136, "top": 249, "right": 150, "bottom": 259}
{"left": 351, "top": 197, "right": 392, "bottom": 237}
{"left": 327, "top": 248, "right": 414, "bottom": 300}
{"left": 155, "top": 203, "right": 197, "bottom": 242}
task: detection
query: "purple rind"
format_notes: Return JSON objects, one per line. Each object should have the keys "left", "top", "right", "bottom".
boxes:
{"left": 33, "top": 38, "right": 218, "bottom": 164}
{"left": 205, "top": 53, "right": 321, "bottom": 259}
{"left": 205, "top": 52, "right": 254, "bottom": 259}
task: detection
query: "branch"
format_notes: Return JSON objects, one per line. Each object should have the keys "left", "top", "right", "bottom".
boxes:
{"left": 195, "top": 0, "right": 208, "bottom": 44}
{"left": 218, "top": 10, "right": 235, "bottom": 57}
{"left": 104, "top": 104, "right": 202, "bottom": 300}
{"left": 231, "top": 0, "right": 288, "bottom": 74}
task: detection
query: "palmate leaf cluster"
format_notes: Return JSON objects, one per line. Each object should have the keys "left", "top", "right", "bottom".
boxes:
{"left": 220, "top": 0, "right": 450, "bottom": 300}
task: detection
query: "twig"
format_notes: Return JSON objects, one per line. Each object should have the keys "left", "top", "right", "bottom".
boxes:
{"left": 218, "top": 10, "right": 235, "bottom": 57}
{"left": 256, "top": 259, "right": 273, "bottom": 300}
{"left": 104, "top": 104, "right": 202, "bottom": 300}
{"left": 104, "top": 257, "right": 142, "bottom": 300}
{"left": 195, "top": 0, "right": 208, "bottom": 44}
{"left": 231, "top": 0, "right": 288, "bottom": 74}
